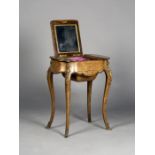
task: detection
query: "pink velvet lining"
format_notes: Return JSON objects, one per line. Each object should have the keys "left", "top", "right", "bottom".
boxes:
{"left": 68, "top": 56, "right": 88, "bottom": 62}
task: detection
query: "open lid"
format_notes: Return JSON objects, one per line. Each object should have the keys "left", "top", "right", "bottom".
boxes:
{"left": 50, "top": 20, "right": 83, "bottom": 57}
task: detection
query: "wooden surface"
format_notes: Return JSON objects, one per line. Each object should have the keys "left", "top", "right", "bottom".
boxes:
{"left": 46, "top": 56, "right": 112, "bottom": 137}
{"left": 87, "top": 80, "right": 93, "bottom": 122}
{"left": 50, "top": 54, "right": 110, "bottom": 62}
{"left": 47, "top": 19, "right": 112, "bottom": 137}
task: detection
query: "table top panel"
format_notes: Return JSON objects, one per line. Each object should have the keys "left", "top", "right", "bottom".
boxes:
{"left": 50, "top": 54, "right": 110, "bottom": 63}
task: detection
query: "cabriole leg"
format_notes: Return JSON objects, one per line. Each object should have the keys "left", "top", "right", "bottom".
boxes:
{"left": 87, "top": 80, "right": 93, "bottom": 122}
{"left": 65, "top": 72, "right": 72, "bottom": 137}
{"left": 46, "top": 67, "right": 55, "bottom": 128}
{"left": 102, "top": 68, "right": 112, "bottom": 129}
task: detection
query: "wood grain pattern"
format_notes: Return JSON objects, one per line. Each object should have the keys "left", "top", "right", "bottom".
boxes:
{"left": 46, "top": 58, "right": 112, "bottom": 137}
{"left": 65, "top": 68, "right": 72, "bottom": 137}
{"left": 46, "top": 19, "right": 112, "bottom": 137}
{"left": 87, "top": 80, "right": 93, "bottom": 122}
{"left": 46, "top": 67, "right": 55, "bottom": 128}
{"left": 102, "top": 68, "right": 112, "bottom": 129}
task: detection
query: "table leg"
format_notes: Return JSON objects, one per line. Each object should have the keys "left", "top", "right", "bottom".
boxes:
{"left": 102, "top": 68, "right": 112, "bottom": 129}
{"left": 46, "top": 67, "right": 55, "bottom": 128}
{"left": 65, "top": 72, "right": 72, "bottom": 137}
{"left": 87, "top": 80, "right": 93, "bottom": 122}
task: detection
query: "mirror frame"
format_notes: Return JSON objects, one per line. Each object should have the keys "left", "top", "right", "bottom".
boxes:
{"left": 51, "top": 20, "right": 83, "bottom": 57}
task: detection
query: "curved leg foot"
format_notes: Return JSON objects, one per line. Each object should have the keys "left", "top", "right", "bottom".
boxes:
{"left": 46, "top": 121, "right": 52, "bottom": 129}
{"left": 46, "top": 67, "right": 55, "bottom": 129}
{"left": 87, "top": 80, "right": 93, "bottom": 122}
{"left": 64, "top": 71, "right": 72, "bottom": 137}
{"left": 65, "top": 129, "right": 69, "bottom": 138}
{"left": 102, "top": 68, "right": 112, "bottom": 129}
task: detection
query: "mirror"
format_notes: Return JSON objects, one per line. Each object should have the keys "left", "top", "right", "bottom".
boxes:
{"left": 55, "top": 25, "right": 79, "bottom": 53}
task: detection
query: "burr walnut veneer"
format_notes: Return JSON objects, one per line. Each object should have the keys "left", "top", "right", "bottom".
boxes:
{"left": 46, "top": 20, "right": 112, "bottom": 137}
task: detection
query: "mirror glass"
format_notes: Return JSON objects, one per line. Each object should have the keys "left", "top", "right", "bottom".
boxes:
{"left": 55, "top": 25, "right": 79, "bottom": 52}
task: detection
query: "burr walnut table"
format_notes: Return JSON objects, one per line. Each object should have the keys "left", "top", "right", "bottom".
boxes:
{"left": 46, "top": 20, "right": 112, "bottom": 137}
